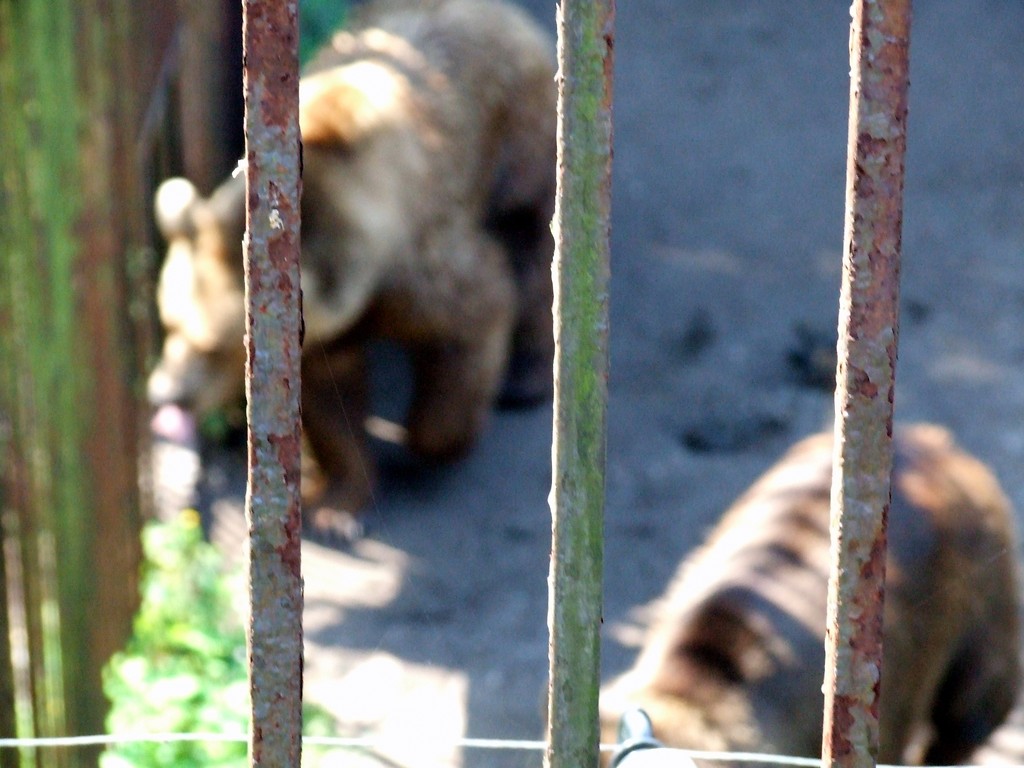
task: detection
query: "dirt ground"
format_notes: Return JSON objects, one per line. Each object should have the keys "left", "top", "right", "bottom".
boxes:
{"left": 152, "top": 2, "right": 1024, "bottom": 766}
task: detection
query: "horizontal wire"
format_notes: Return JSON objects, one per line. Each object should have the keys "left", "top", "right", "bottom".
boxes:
{"left": 304, "top": 736, "right": 548, "bottom": 751}
{"left": 0, "top": 733, "right": 245, "bottom": 747}
{"left": 0, "top": 733, "right": 547, "bottom": 751}
{"left": 0, "top": 733, "right": 994, "bottom": 767}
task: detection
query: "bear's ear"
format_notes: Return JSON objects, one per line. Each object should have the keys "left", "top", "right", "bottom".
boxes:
{"left": 154, "top": 177, "right": 200, "bottom": 240}
{"left": 299, "top": 63, "right": 404, "bottom": 148}
{"left": 205, "top": 172, "right": 247, "bottom": 241}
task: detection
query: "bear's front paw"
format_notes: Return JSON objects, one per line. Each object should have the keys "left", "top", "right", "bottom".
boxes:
{"left": 307, "top": 505, "right": 365, "bottom": 546}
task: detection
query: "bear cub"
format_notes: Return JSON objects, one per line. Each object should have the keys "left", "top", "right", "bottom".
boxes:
{"left": 148, "top": 0, "right": 557, "bottom": 538}
{"left": 601, "top": 425, "right": 1021, "bottom": 766}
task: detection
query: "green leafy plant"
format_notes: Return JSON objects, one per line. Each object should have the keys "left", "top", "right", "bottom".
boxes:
{"left": 102, "top": 511, "right": 340, "bottom": 768}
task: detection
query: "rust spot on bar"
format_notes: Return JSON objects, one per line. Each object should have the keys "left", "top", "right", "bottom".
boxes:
{"left": 276, "top": 513, "right": 303, "bottom": 579}
{"left": 268, "top": 431, "right": 302, "bottom": 492}
{"left": 849, "top": 367, "right": 878, "bottom": 398}
{"left": 831, "top": 695, "right": 858, "bottom": 755}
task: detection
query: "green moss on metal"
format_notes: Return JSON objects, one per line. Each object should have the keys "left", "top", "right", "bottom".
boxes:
{"left": 546, "top": 1, "right": 614, "bottom": 767}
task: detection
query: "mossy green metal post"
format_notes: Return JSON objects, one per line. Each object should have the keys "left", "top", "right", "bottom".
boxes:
{"left": 545, "top": 1, "right": 615, "bottom": 766}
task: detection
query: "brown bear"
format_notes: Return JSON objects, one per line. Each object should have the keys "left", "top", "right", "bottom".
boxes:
{"left": 148, "top": 0, "right": 556, "bottom": 538}
{"left": 600, "top": 424, "right": 1021, "bottom": 766}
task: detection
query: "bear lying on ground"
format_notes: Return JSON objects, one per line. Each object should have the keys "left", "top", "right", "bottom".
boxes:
{"left": 601, "top": 424, "right": 1021, "bottom": 765}
{"left": 148, "top": 0, "right": 556, "bottom": 538}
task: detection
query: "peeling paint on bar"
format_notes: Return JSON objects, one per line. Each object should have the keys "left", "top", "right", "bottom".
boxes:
{"left": 822, "top": 2, "right": 912, "bottom": 768}
{"left": 241, "top": 1, "right": 303, "bottom": 766}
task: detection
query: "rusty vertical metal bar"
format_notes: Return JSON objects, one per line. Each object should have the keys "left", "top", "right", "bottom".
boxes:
{"left": 241, "top": 1, "right": 303, "bottom": 767}
{"left": 545, "top": 1, "right": 614, "bottom": 767}
{"left": 822, "top": 2, "right": 912, "bottom": 768}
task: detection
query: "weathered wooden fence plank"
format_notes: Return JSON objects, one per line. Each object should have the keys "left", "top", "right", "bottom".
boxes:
{"left": 0, "top": 1, "right": 151, "bottom": 764}
{"left": 0, "top": 419, "right": 19, "bottom": 768}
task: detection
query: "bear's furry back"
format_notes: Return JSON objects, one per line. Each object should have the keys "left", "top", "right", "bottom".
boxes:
{"left": 296, "top": 0, "right": 556, "bottom": 344}
{"left": 600, "top": 425, "right": 1021, "bottom": 765}
{"left": 301, "top": 0, "right": 555, "bottom": 210}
